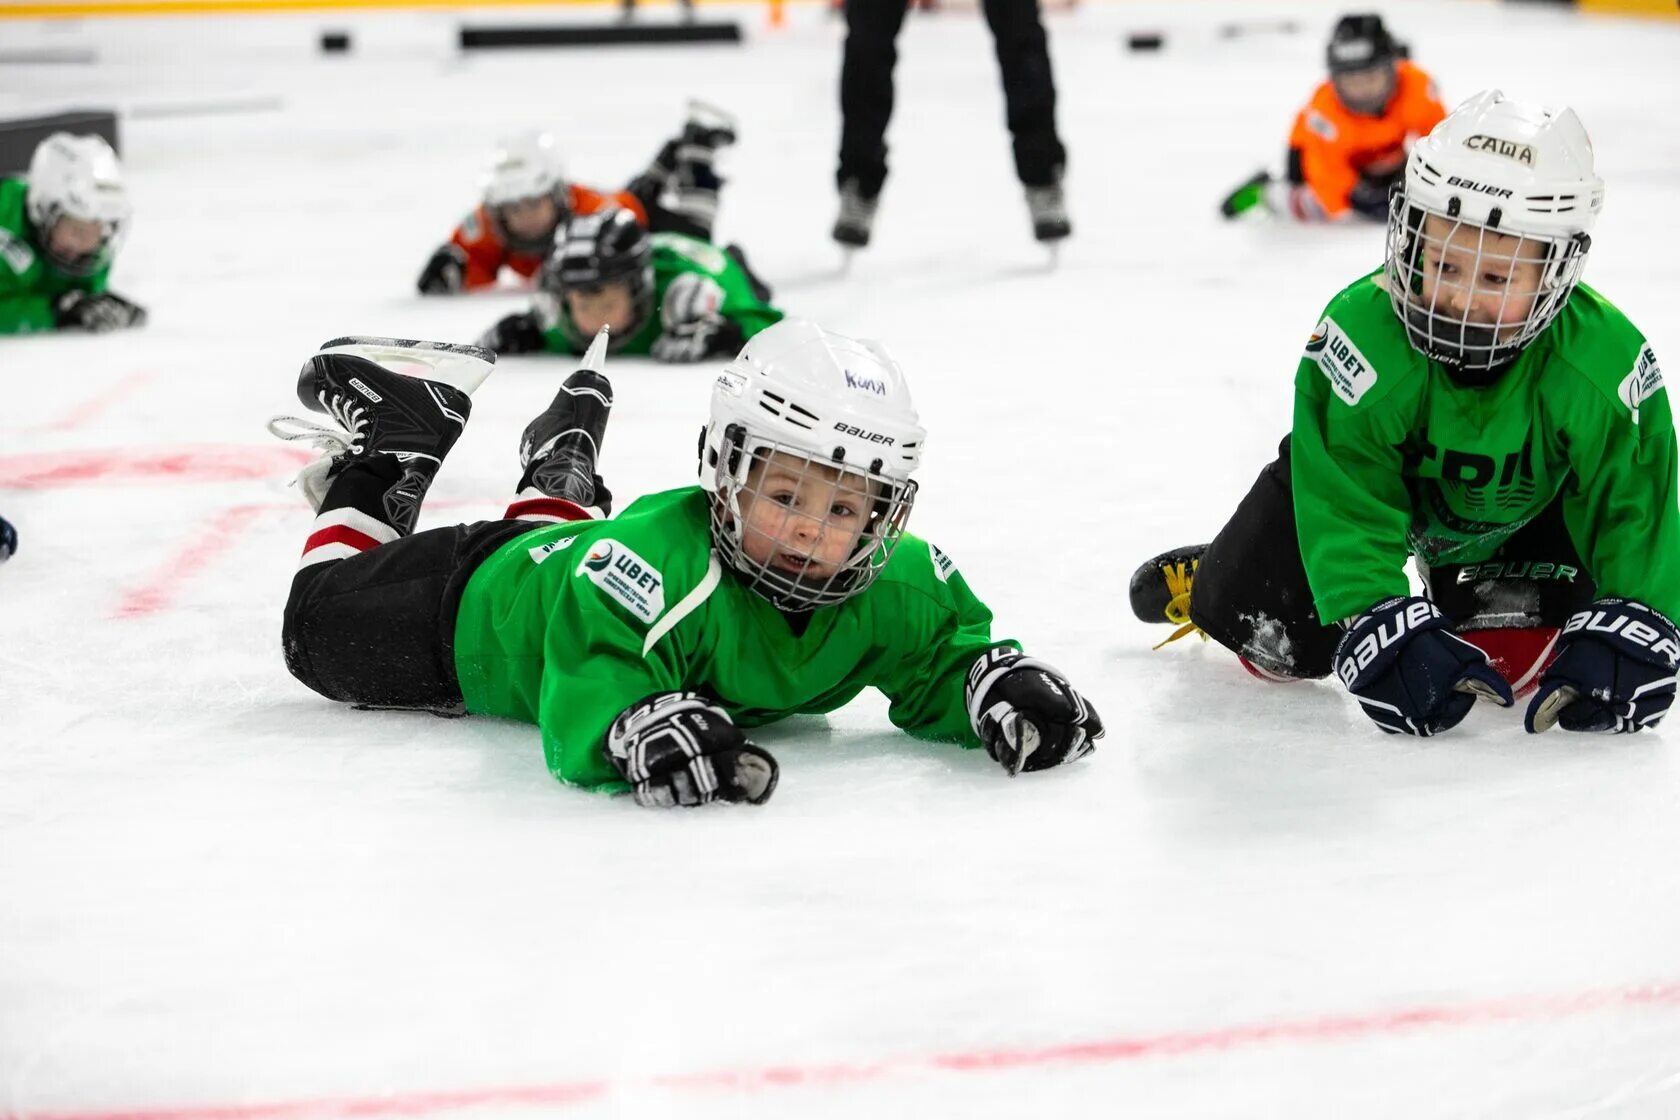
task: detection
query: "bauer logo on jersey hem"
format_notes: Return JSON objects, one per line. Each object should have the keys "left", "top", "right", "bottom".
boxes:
{"left": 1618, "top": 344, "right": 1663, "bottom": 426}
{"left": 929, "top": 542, "right": 955, "bottom": 583}
{"left": 576, "top": 539, "right": 665, "bottom": 623}
{"left": 1308, "top": 316, "right": 1377, "bottom": 405}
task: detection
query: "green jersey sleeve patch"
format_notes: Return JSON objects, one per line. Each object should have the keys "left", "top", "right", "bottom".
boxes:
{"left": 576, "top": 538, "right": 666, "bottom": 623}
{"left": 0, "top": 228, "right": 36, "bottom": 276}
{"left": 1306, "top": 315, "right": 1379, "bottom": 405}
{"left": 1618, "top": 343, "right": 1663, "bottom": 425}
{"left": 929, "top": 542, "right": 955, "bottom": 583}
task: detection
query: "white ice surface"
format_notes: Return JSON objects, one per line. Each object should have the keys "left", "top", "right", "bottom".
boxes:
{"left": 3, "top": 2, "right": 1680, "bottom": 1116}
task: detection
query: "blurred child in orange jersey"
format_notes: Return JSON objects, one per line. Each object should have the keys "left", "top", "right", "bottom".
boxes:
{"left": 1221, "top": 14, "right": 1446, "bottom": 223}
{"left": 417, "top": 105, "right": 737, "bottom": 295}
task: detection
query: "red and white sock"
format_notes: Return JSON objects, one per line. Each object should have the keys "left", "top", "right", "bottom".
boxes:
{"left": 297, "top": 506, "right": 400, "bottom": 570}
{"left": 503, "top": 487, "right": 599, "bottom": 524}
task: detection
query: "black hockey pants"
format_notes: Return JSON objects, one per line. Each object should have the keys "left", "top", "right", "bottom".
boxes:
{"left": 282, "top": 519, "right": 532, "bottom": 711}
{"left": 1188, "top": 435, "right": 1597, "bottom": 679}
{"left": 837, "top": 0, "right": 1067, "bottom": 197}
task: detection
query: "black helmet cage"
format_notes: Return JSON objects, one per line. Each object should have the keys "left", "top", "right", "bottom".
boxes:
{"left": 542, "top": 213, "right": 656, "bottom": 351}
{"left": 1384, "top": 191, "right": 1591, "bottom": 381}
{"left": 704, "top": 422, "right": 919, "bottom": 611}
{"left": 1326, "top": 14, "right": 1399, "bottom": 115}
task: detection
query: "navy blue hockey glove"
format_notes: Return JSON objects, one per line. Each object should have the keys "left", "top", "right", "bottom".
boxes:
{"left": 1525, "top": 598, "right": 1680, "bottom": 734}
{"left": 416, "top": 244, "right": 468, "bottom": 295}
{"left": 53, "top": 289, "right": 146, "bottom": 333}
{"left": 966, "top": 648, "right": 1103, "bottom": 775}
{"left": 650, "top": 314, "right": 744, "bottom": 363}
{"left": 1335, "top": 596, "right": 1513, "bottom": 735}
{"left": 477, "top": 310, "right": 547, "bottom": 356}
{"left": 605, "top": 692, "right": 779, "bottom": 808}
{"left": 0, "top": 515, "right": 15, "bottom": 564}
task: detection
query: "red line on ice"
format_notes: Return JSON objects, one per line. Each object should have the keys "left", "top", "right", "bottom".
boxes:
{"left": 111, "top": 503, "right": 281, "bottom": 619}
{"left": 106, "top": 498, "right": 497, "bottom": 619}
{"left": 0, "top": 446, "right": 313, "bottom": 490}
{"left": 35, "top": 371, "right": 159, "bottom": 433}
{"left": 10, "top": 979, "right": 1680, "bottom": 1120}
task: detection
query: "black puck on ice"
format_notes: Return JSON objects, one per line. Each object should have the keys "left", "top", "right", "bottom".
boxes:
{"left": 320, "top": 31, "right": 352, "bottom": 53}
{"left": 1125, "top": 31, "right": 1164, "bottom": 52}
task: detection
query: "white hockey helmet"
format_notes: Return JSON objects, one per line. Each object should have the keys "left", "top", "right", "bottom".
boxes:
{"left": 700, "top": 319, "right": 927, "bottom": 611}
{"left": 26, "top": 132, "right": 131, "bottom": 276}
{"left": 1385, "top": 90, "right": 1604, "bottom": 377}
{"left": 481, "top": 132, "right": 569, "bottom": 251}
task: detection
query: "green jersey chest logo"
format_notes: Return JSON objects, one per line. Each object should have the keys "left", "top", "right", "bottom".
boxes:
{"left": 1306, "top": 316, "right": 1377, "bottom": 405}
{"left": 576, "top": 539, "right": 666, "bottom": 623}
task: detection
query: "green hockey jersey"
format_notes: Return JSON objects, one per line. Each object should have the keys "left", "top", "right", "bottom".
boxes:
{"left": 452, "top": 486, "right": 1015, "bottom": 790}
{"left": 538, "top": 233, "right": 782, "bottom": 356}
{"left": 1292, "top": 271, "right": 1674, "bottom": 624}
{"left": 0, "top": 176, "right": 111, "bottom": 334}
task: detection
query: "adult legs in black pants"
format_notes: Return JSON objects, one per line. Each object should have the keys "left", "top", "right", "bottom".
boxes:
{"left": 833, "top": 0, "right": 1069, "bottom": 245}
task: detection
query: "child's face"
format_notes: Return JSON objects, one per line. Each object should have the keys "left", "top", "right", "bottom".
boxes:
{"left": 738, "top": 451, "right": 875, "bottom": 582}
{"left": 501, "top": 195, "right": 559, "bottom": 241}
{"left": 1331, "top": 64, "right": 1396, "bottom": 115}
{"left": 47, "top": 215, "right": 104, "bottom": 262}
{"left": 565, "top": 284, "right": 635, "bottom": 337}
{"left": 1415, "top": 214, "right": 1546, "bottom": 341}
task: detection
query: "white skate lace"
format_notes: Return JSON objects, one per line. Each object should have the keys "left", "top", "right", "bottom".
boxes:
{"left": 265, "top": 391, "right": 368, "bottom": 456}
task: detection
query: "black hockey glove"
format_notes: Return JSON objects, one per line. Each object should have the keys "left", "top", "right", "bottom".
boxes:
{"left": 1335, "top": 596, "right": 1513, "bottom": 736}
{"left": 477, "top": 311, "right": 548, "bottom": 356}
{"left": 417, "top": 244, "right": 468, "bottom": 295}
{"left": 54, "top": 289, "right": 146, "bottom": 333}
{"left": 0, "top": 515, "right": 15, "bottom": 564}
{"left": 651, "top": 315, "right": 744, "bottom": 363}
{"left": 965, "top": 648, "right": 1102, "bottom": 775}
{"left": 1525, "top": 598, "right": 1680, "bottom": 734}
{"left": 604, "top": 692, "right": 779, "bottom": 808}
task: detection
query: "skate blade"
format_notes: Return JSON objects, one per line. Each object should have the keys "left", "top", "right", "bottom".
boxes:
{"left": 580, "top": 325, "right": 610, "bottom": 374}
{"left": 313, "top": 336, "right": 496, "bottom": 397}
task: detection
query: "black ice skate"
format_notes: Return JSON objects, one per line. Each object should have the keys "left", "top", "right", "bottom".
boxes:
{"left": 513, "top": 327, "right": 615, "bottom": 521}
{"left": 1129, "top": 544, "right": 1207, "bottom": 646}
{"left": 1025, "top": 181, "right": 1071, "bottom": 243}
{"left": 832, "top": 180, "right": 878, "bottom": 248}
{"left": 268, "top": 337, "right": 494, "bottom": 535}
{"left": 680, "top": 98, "right": 737, "bottom": 151}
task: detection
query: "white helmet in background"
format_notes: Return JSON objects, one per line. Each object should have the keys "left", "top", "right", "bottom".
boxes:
{"left": 1385, "top": 89, "right": 1604, "bottom": 378}
{"left": 480, "top": 132, "right": 569, "bottom": 253}
{"left": 700, "top": 319, "right": 927, "bottom": 610}
{"left": 26, "top": 132, "right": 131, "bottom": 276}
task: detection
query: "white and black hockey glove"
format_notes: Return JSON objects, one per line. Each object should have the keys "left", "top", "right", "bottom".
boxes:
{"left": 605, "top": 691, "right": 779, "bottom": 808}
{"left": 651, "top": 314, "right": 744, "bottom": 364}
{"left": 0, "top": 514, "right": 15, "bottom": 564}
{"left": 1525, "top": 598, "right": 1680, "bottom": 734}
{"left": 1335, "top": 596, "right": 1513, "bottom": 736}
{"left": 54, "top": 289, "right": 146, "bottom": 333}
{"left": 417, "top": 244, "right": 468, "bottom": 295}
{"left": 965, "top": 648, "right": 1102, "bottom": 775}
